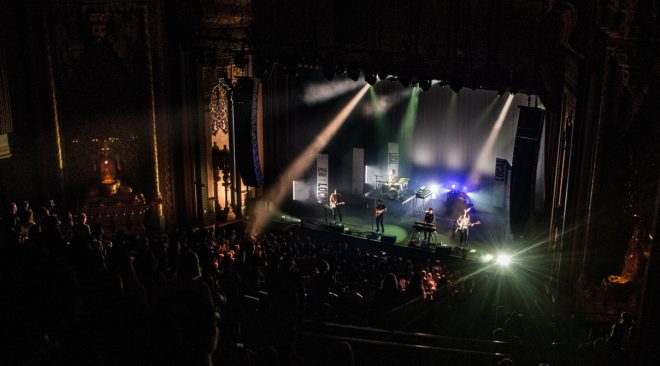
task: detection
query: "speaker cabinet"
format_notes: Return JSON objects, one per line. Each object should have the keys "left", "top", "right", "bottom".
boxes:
{"left": 327, "top": 224, "right": 344, "bottom": 233}
{"left": 233, "top": 77, "right": 263, "bottom": 187}
{"left": 435, "top": 245, "right": 451, "bottom": 257}
{"left": 510, "top": 106, "right": 545, "bottom": 236}
{"left": 380, "top": 235, "right": 396, "bottom": 245}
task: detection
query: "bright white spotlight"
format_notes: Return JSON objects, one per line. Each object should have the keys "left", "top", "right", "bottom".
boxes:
{"left": 303, "top": 78, "right": 363, "bottom": 105}
{"left": 451, "top": 184, "right": 456, "bottom": 189}
{"left": 481, "top": 254, "right": 494, "bottom": 263}
{"left": 468, "top": 94, "right": 514, "bottom": 186}
{"left": 252, "top": 84, "right": 370, "bottom": 236}
{"left": 496, "top": 254, "right": 511, "bottom": 267}
{"left": 429, "top": 184, "right": 439, "bottom": 194}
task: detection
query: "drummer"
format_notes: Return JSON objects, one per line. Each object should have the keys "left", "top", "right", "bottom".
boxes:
{"left": 388, "top": 168, "right": 398, "bottom": 186}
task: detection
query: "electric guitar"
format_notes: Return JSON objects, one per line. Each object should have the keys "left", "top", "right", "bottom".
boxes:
{"left": 455, "top": 219, "right": 481, "bottom": 232}
{"left": 329, "top": 201, "right": 346, "bottom": 209}
{"left": 374, "top": 207, "right": 388, "bottom": 217}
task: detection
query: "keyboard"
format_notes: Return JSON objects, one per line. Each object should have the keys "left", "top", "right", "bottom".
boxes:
{"left": 413, "top": 221, "right": 436, "bottom": 232}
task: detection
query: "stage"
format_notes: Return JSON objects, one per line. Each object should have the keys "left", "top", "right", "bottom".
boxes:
{"left": 278, "top": 185, "right": 512, "bottom": 260}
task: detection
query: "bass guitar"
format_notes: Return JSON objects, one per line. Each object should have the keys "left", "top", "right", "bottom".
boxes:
{"left": 374, "top": 207, "right": 388, "bottom": 217}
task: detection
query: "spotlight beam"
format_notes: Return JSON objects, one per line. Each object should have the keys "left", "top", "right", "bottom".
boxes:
{"left": 398, "top": 85, "right": 420, "bottom": 154}
{"left": 369, "top": 87, "right": 385, "bottom": 122}
{"left": 468, "top": 94, "right": 514, "bottom": 186}
{"left": 252, "top": 84, "right": 370, "bottom": 235}
{"left": 303, "top": 78, "right": 364, "bottom": 105}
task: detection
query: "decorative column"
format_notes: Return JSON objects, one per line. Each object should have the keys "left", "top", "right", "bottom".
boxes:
{"left": 220, "top": 144, "right": 232, "bottom": 220}
{"left": 210, "top": 77, "right": 241, "bottom": 221}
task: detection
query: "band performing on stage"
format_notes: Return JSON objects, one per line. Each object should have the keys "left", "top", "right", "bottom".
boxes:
{"left": 321, "top": 182, "right": 481, "bottom": 258}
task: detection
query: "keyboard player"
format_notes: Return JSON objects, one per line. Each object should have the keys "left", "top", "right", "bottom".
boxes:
{"left": 423, "top": 208, "right": 435, "bottom": 243}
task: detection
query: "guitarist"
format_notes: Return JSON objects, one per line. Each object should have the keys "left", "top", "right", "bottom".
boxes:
{"left": 329, "top": 189, "right": 345, "bottom": 225}
{"left": 374, "top": 199, "right": 387, "bottom": 233}
{"left": 455, "top": 208, "right": 479, "bottom": 248}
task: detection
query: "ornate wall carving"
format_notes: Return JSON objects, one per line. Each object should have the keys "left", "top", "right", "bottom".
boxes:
{"left": 49, "top": 4, "right": 151, "bottom": 205}
{"left": 43, "top": 1, "right": 175, "bottom": 227}
{"left": 210, "top": 81, "right": 229, "bottom": 135}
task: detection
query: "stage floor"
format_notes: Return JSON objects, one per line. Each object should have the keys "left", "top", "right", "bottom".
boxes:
{"left": 280, "top": 189, "right": 513, "bottom": 259}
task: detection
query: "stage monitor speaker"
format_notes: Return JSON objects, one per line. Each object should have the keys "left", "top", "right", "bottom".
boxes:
{"left": 380, "top": 235, "right": 396, "bottom": 245}
{"left": 328, "top": 224, "right": 344, "bottom": 233}
{"left": 510, "top": 106, "right": 545, "bottom": 236}
{"left": 233, "top": 77, "right": 263, "bottom": 187}
{"left": 435, "top": 245, "right": 451, "bottom": 257}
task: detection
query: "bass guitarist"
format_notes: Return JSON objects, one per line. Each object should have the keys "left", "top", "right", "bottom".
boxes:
{"left": 374, "top": 199, "right": 387, "bottom": 233}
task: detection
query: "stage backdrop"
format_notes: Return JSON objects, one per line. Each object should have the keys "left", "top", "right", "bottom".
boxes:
{"left": 408, "top": 88, "right": 531, "bottom": 180}
{"left": 289, "top": 72, "right": 541, "bottom": 194}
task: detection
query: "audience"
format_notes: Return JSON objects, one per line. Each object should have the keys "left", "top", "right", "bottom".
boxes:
{"left": 0, "top": 198, "right": 634, "bottom": 366}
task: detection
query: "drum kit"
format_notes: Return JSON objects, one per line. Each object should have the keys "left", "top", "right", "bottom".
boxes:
{"left": 376, "top": 177, "right": 410, "bottom": 200}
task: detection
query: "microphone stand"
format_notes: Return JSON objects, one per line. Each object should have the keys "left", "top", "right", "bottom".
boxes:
{"left": 369, "top": 199, "right": 375, "bottom": 238}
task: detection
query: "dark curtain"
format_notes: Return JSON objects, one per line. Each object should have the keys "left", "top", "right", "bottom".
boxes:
{"left": 262, "top": 68, "right": 296, "bottom": 188}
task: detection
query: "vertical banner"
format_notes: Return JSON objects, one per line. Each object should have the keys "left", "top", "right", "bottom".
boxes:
{"left": 387, "top": 142, "right": 399, "bottom": 181}
{"left": 493, "top": 158, "right": 511, "bottom": 209}
{"left": 352, "top": 148, "right": 364, "bottom": 195}
{"left": 316, "top": 154, "right": 329, "bottom": 203}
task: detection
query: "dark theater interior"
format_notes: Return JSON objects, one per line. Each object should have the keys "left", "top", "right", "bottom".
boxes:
{"left": 0, "top": 1, "right": 659, "bottom": 365}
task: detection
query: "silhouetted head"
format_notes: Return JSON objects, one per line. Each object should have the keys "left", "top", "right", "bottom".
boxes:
{"left": 177, "top": 251, "right": 202, "bottom": 280}
{"left": 8, "top": 202, "right": 17, "bottom": 215}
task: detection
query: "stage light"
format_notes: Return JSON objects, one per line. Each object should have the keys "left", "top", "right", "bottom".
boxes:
{"left": 419, "top": 80, "right": 432, "bottom": 91}
{"left": 496, "top": 88, "right": 505, "bottom": 97}
{"left": 510, "top": 88, "right": 519, "bottom": 95}
{"left": 496, "top": 254, "right": 511, "bottom": 267}
{"left": 450, "top": 82, "right": 462, "bottom": 93}
{"left": 481, "top": 254, "right": 494, "bottom": 263}
{"left": 451, "top": 184, "right": 456, "bottom": 189}
{"left": 347, "top": 68, "right": 360, "bottom": 81}
{"left": 282, "top": 61, "right": 298, "bottom": 76}
{"left": 323, "top": 66, "right": 335, "bottom": 81}
{"left": 429, "top": 184, "right": 439, "bottom": 194}
{"left": 399, "top": 75, "right": 411, "bottom": 87}
{"left": 365, "top": 73, "right": 377, "bottom": 85}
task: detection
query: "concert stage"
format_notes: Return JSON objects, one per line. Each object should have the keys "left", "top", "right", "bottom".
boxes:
{"left": 278, "top": 185, "right": 511, "bottom": 261}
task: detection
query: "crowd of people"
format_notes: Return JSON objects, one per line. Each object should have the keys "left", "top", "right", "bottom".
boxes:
{"left": 0, "top": 199, "right": 473, "bottom": 365}
{"left": 0, "top": 199, "right": 636, "bottom": 365}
